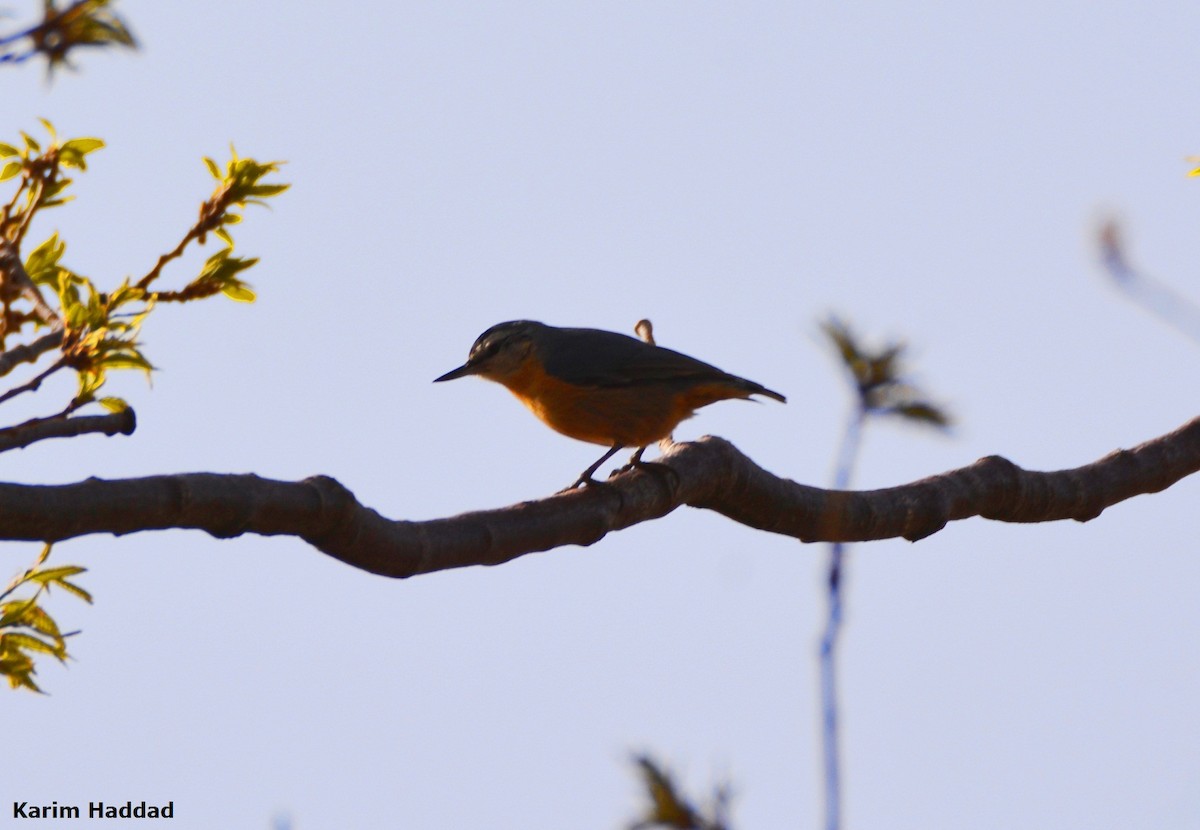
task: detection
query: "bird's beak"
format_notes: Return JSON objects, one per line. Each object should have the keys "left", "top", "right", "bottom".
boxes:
{"left": 433, "top": 362, "right": 477, "bottom": 382}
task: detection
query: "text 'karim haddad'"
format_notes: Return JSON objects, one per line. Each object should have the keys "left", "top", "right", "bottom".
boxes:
{"left": 13, "top": 800, "right": 174, "bottom": 819}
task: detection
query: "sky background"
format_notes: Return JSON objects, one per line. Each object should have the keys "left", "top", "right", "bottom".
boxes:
{"left": 4, "top": 1, "right": 1200, "bottom": 828}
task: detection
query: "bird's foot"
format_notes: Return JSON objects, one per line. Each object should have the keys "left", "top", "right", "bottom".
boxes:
{"left": 559, "top": 474, "right": 606, "bottom": 493}
{"left": 618, "top": 459, "right": 679, "bottom": 489}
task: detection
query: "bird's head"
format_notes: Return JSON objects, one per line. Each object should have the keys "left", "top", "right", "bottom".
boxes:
{"left": 434, "top": 320, "right": 545, "bottom": 384}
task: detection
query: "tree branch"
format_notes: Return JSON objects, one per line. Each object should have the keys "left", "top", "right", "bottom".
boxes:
{"left": 0, "top": 330, "right": 64, "bottom": 378}
{"left": 0, "top": 355, "right": 68, "bottom": 406}
{"left": 0, "top": 407, "right": 135, "bottom": 453}
{"left": 1, "top": 415, "right": 1198, "bottom": 577}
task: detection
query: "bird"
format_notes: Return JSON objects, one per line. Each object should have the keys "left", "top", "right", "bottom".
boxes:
{"left": 434, "top": 320, "right": 786, "bottom": 488}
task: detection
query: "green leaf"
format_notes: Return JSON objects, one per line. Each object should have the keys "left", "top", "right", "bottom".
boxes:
{"left": 0, "top": 143, "right": 20, "bottom": 158}
{"left": 75, "top": 370, "right": 103, "bottom": 400}
{"left": 41, "top": 179, "right": 69, "bottom": 199}
{"left": 21, "top": 132, "right": 40, "bottom": 153}
{"left": 26, "top": 236, "right": 66, "bottom": 286}
{"left": 0, "top": 161, "right": 22, "bottom": 182}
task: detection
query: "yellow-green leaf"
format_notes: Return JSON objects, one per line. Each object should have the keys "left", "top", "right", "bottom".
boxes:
{"left": 17, "top": 605, "right": 62, "bottom": 639}
{"left": 0, "top": 161, "right": 22, "bottom": 182}
{"left": 0, "top": 600, "right": 37, "bottom": 628}
{"left": 246, "top": 184, "right": 290, "bottom": 197}
{"left": 98, "top": 396, "right": 129, "bottom": 413}
{"left": 222, "top": 284, "right": 256, "bottom": 303}
{"left": 61, "top": 137, "right": 104, "bottom": 155}
{"left": 29, "top": 566, "right": 86, "bottom": 583}
{"left": 3, "top": 632, "right": 63, "bottom": 658}
{"left": 100, "top": 354, "right": 154, "bottom": 372}
{"left": 55, "top": 581, "right": 94, "bottom": 604}
{"left": 0, "top": 143, "right": 20, "bottom": 158}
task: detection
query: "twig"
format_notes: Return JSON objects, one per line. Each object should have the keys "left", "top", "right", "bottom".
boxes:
{"left": 818, "top": 406, "right": 864, "bottom": 830}
{"left": 0, "top": 330, "right": 64, "bottom": 378}
{"left": 0, "top": 407, "right": 134, "bottom": 453}
{"left": 138, "top": 228, "right": 198, "bottom": 291}
{"left": 0, "top": 356, "right": 68, "bottom": 407}
{"left": 1099, "top": 220, "right": 1200, "bottom": 345}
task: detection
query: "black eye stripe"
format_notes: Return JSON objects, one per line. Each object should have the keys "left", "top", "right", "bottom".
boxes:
{"left": 484, "top": 337, "right": 521, "bottom": 356}
{"left": 472, "top": 341, "right": 499, "bottom": 360}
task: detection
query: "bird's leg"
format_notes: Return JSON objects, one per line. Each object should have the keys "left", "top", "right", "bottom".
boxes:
{"left": 568, "top": 444, "right": 624, "bottom": 489}
{"left": 615, "top": 446, "right": 655, "bottom": 473}
{"left": 605, "top": 446, "right": 647, "bottom": 476}
{"left": 619, "top": 443, "right": 680, "bottom": 488}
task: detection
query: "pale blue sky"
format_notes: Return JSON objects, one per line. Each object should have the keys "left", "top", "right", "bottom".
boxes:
{"left": 5, "top": 2, "right": 1200, "bottom": 828}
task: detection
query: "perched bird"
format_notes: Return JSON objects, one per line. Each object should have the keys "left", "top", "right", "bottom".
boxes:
{"left": 435, "top": 320, "right": 786, "bottom": 487}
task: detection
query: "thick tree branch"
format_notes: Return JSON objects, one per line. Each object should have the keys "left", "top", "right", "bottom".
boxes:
{"left": 0, "top": 407, "right": 135, "bottom": 453}
{"left": 1, "top": 415, "right": 1198, "bottom": 577}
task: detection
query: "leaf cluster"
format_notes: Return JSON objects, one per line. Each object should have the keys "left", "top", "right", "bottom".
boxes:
{"left": 0, "top": 120, "right": 287, "bottom": 415}
{"left": 141, "top": 149, "right": 289, "bottom": 304}
{"left": 0, "top": 0, "right": 135, "bottom": 75}
{"left": 0, "top": 120, "right": 103, "bottom": 250}
{"left": 821, "top": 316, "right": 951, "bottom": 428}
{"left": 0, "top": 544, "right": 91, "bottom": 693}
{"left": 628, "top": 755, "right": 733, "bottom": 830}
{"left": 0, "top": 121, "right": 285, "bottom": 691}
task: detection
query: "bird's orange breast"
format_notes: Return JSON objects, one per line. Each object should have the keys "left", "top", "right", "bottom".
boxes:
{"left": 492, "top": 354, "right": 759, "bottom": 448}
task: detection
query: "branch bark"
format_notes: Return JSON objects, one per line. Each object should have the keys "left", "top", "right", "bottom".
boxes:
{"left": 0, "top": 407, "right": 135, "bottom": 453}
{"left": 0, "top": 330, "right": 63, "bottom": 379}
{"left": 1, "top": 414, "right": 1198, "bottom": 578}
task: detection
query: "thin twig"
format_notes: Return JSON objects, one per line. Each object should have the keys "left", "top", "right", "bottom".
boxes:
{"left": 0, "top": 355, "right": 68, "bottom": 407}
{"left": 1100, "top": 220, "right": 1200, "bottom": 345}
{"left": 138, "top": 228, "right": 198, "bottom": 290}
{"left": 818, "top": 405, "right": 864, "bottom": 830}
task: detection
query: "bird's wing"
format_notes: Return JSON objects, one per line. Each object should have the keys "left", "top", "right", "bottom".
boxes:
{"left": 541, "top": 327, "right": 784, "bottom": 402}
